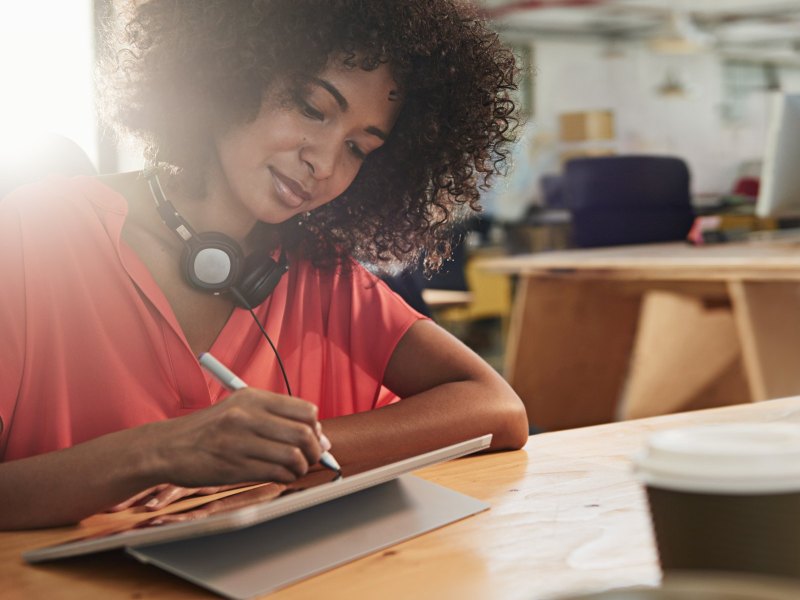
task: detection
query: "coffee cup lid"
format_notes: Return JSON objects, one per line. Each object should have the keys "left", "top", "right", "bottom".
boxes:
{"left": 633, "top": 422, "right": 800, "bottom": 494}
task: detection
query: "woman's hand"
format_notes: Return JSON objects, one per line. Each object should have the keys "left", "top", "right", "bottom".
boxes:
{"left": 107, "top": 483, "right": 253, "bottom": 512}
{"left": 140, "top": 482, "right": 289, "bottom": 526}
{"left": 141, "top": 387, "right": 331, "bottom": 489}
{"left": 136, "top": 469, "right": 338, "bottom": 526}
{"left": 0, "top": 388, "right": 331, "bottom": 530}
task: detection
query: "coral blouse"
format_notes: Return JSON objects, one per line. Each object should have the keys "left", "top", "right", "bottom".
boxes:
{"left": 0, "top": 177, "right": 424, "bottom": 461}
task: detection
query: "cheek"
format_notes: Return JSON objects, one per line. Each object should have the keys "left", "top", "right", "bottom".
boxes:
{"left": 325, "top": 162, "right": 363, "bottom": 203}
{"left": 242, "top": 113, "right": 301, "bottom": 158}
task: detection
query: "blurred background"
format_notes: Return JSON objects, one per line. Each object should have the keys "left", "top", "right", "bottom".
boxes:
{"left": 476, "top": 0, "right": 800, "bottom": 213}
{"left": 3, "top": 0, "right": 800, "bottom": 377}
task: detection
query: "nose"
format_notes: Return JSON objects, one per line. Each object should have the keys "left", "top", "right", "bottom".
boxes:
{"left": 301, "top": 137, "right": 341, "bottom": 181}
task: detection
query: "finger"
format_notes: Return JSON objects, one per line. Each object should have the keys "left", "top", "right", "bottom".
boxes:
{"left": 107, "top": 484, "right": 168, "bottom": 512}
{"left": 210, "top": 401, "right": 322, "bottom": 468}
{"left": 146, "top": 508, "right": 211, "bottom": 527}
{"left": 196, "top": 483, "right": 258, "bottom": 494}
{"left": 220, "top": 435, "right": 312, "bottom": 481}
{"left": 144, "top": 484, "right": 249, "bottom": 510}
{"left": 246, "top": 414, "right": 323, "bottom": 466}
{"left": 247, "top": 440, "right": 321, "bottom": 482}
{"left": 147, "top": 483, "right": 286, "bottom": 525}
{"left": 144, "top": 486, "right": 200, "bottom": 511}
{"left": 247, "top": 391, "right": 320, "bottom": 427}
{"left": 320, "top": 432, "right": 332, "bottom": 452}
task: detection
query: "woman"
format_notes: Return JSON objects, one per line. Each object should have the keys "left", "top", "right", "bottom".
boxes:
{"left": 0, "top": 0, "right": 528, "bottom": 529}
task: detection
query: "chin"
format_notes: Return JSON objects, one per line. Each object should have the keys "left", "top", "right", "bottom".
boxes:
{"left": 250, "top": 198, "right": 298, "bottom": 224}
{"left": 254, "top": 212, "right": 291, "bottom": 225}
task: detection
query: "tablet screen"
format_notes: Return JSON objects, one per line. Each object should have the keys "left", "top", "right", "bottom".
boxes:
{"left": 24, "top": 434, "right": 492, "bottom": 562}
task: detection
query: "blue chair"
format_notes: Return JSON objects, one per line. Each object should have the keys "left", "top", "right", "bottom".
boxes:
{"left": 539, "top": 174, "right": 565, "bottom": 209}
{"left": 564, "top": 155, "right": 695, "bottom": 248}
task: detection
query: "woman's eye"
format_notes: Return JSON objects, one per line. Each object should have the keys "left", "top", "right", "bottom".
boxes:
{"left": 300, "top": 100, "right": 324, "bottom": 121}
{"left": 347, "top": 141, "right": 366, "bottom": 160}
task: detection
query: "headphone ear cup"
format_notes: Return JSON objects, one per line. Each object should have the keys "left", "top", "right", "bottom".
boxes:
{"left": 182, "top": 232, "right": 244, "bottom": 292}
{"left": 234, "top": 248, "right": 289, "bottom": 308}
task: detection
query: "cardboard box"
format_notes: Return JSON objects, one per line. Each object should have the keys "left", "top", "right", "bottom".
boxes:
{"left": 559, "top": 110, "right": 615, "bottom": 142}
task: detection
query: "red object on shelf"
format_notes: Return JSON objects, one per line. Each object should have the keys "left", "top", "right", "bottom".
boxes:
{"left": 732, "top": 176, "right": 760, "bottom": 198}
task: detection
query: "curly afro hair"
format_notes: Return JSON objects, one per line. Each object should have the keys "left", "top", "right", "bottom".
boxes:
{"left": 100, "top": 0, "right": 519, "bottom": 273}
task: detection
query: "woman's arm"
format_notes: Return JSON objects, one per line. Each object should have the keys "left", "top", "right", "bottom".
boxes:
{"left": 319, "top": 320, "right": 529, "bottom": 471}
{"left": 0, "top": 390, "right": 325, "bottom": 530}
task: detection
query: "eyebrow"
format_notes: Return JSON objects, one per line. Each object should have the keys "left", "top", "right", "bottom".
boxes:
{"left": 365, "top": 126, "right": 387, "bottom": 142}
{"left": 311, "top": 77, "right": 389, "bottom": 142}
{"left": 312, "top": 77, "right": 348, "bottom": 111}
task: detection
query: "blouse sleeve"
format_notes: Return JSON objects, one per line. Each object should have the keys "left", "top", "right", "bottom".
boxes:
{"left": 344, "top": 264, "right": 429, "bottom": 409}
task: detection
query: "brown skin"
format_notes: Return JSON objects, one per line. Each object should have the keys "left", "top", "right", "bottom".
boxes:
{"left": 0, "top": 63, "right": 527, "bottom": 530}
{"left": 113, "top": 319, "right": 529, "bottom": 515}
{"left": 0, "top": 303, "right": 524, "bottom": 530}
{"left": 326, "top": 319, "right": 529, "bottom": 469}
{"left": 0, "top": 389, "right": 326, "bottom": 529}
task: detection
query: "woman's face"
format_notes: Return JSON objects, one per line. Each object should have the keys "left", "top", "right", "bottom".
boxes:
{"left": 214, "top": 61, "right": 401, "bottom": 224}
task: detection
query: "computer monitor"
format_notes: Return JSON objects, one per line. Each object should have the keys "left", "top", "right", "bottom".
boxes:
{"left": 756, "top": 93, "right": 800, "bottom": 218}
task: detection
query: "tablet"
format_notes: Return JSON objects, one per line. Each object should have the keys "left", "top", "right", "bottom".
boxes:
{"left": 24, "top": 434, "right": 492, "bottom": 563}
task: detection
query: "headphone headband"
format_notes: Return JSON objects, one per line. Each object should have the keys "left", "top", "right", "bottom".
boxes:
{"left": 145, "top": 168, "right": 200, "bottom": 243}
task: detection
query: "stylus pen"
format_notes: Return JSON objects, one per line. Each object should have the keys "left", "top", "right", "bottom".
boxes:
{"left": 198, "top": 352, "right": 342, "bottom": 476}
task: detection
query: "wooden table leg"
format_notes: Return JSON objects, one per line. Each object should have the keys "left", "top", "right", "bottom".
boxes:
{"left": 620, "top": 290, "right": 749, "bottom": 420}
{"left": 729, "top": 280, "right": 800, "bottom": 401}
{"left": 504, "top": 276, "right": 641, "bottom": 431}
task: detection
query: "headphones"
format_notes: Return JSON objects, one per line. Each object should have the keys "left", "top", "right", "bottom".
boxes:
{"left": 145, "top": 168, "right": 289, "bottom": 309}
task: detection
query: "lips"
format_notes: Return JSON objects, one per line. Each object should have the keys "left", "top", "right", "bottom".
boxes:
{"left": 269, "top": 168, "right": 311, "bottom": 208}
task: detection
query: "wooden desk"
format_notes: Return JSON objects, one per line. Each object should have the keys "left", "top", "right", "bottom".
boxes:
{"left": 420, "top": 288, "right": 473, "bottom": 309}
{"left": 480, "top": 239, "right": 800, "bottom": 430}
{"left": 4, "top": 398, "right": 800, "bottom": 599}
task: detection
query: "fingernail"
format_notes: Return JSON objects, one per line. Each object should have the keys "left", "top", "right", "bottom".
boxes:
{"left": 315, "top": 422, "right": 323, "bottom": 436}
{"left": 145, "top": 498, "right": 159, "bottom": 508}
{"left": 320, "top": 433, "right": 332, "bottom": 452}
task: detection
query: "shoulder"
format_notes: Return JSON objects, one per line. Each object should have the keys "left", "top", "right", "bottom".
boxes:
{"left": 285, "top": 256, "right": 421, "bottom": 306}
{"left": 1, "top": 175, "right": 127, "bottom": 237}
{"left": 2, "top": 175, "right": 125, "bottom": 219}
{"left": 289, "top": 258, "right": 396, "bottom": 296}
{"left": 0, "top": 177, "right": 131, "bottom": 279}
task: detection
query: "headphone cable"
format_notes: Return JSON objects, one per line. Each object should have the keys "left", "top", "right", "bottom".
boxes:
{"left": 230, "top": 287, "right": 293, "bottom": 397}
